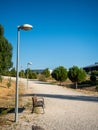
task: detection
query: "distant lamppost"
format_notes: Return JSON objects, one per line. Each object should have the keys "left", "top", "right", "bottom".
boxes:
{"left": 27, "top": 62, "right": 32, "bottom": 89}
{"left": 15, "top": 24, "right": 33, "bottom": 122}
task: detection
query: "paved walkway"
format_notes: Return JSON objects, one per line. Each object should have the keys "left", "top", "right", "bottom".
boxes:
{"left": 21, "top": 79, "right": 98, "bottom": 130}
{"left": 1, "top": 78, "right": 98, "bottom": 130}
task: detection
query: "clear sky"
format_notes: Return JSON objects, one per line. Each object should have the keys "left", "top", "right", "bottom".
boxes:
{"left": 0, "top": 0, "right": 98, "bottom": 70}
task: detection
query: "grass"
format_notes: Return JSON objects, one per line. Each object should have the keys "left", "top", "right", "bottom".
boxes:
{"left": 0, "top": 77, "right": 25, "bottom": 125}
{"left": 0, "top": 77, "right": 25, "bottom": 107}
{"left": 48, "top": 77, "right": 98, "bottom": 95}
{"left": 33, "top": 107, "right": 41, "bottom": 114}
{"left": 0, "top": 78, "right": 15, "bottom": 107}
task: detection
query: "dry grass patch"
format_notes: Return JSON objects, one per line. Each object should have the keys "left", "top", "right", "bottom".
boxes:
{"left": 0, "top": 77, "right": 25, "bottom": 108}
{"left": 0, "top": 77, "right": 25, "bottom": 126}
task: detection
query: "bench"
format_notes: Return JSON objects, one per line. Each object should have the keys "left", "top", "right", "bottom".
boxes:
{"left": 32, "top": 95, "right": 45, "bottom": 113}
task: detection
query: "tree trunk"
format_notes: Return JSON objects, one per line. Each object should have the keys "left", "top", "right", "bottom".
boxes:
{"left": 60, "top": 81, "right": 62, "bottom": 86}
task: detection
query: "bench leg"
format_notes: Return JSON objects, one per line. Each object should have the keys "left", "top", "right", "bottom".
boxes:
{"left": 32, "top": 106, "right": 45, "bottom": 114}
{"left": 32, "top": 107, "right": 34, "bottom": 113}
{"left": 42, "top": 107, "right": 45, "bottom": 114}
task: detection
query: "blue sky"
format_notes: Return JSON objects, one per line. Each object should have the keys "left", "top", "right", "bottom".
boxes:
{"left": 0, "top": 0, "right": 98, "bottom": 70}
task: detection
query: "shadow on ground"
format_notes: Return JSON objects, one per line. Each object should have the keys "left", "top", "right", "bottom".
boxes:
{"left": 32, "top": 125, "right": 45, "bottom": 130}
{"left": 21, "top": 93, "right": 98, "bottom": 102}
{"left": 0, "top": 107, "right": 25, "bottom": 114}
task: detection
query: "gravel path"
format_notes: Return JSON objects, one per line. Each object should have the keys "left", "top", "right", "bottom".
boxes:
{"left": 1, "top": 78, "right": 98, "bottom": 130}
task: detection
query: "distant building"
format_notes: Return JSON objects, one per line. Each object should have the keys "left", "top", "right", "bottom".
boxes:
{"left": 32, "top": 69, "right": 44, "bottom": 74}
{"left": 83, "top": 63, "right": 98, "bottom": 73}
{"left": 32, "top": 69, "right": 53, "bottom": 74}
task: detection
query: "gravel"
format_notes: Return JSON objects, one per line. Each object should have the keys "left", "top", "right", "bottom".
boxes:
{"left": 0, "top": 78, "right": 98, "bottom": 130}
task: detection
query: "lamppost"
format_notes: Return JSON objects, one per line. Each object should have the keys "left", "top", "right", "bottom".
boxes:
{"left": 15, "top": 24, "right": 33, "bottom": 122}
{"left": 27, "top": 62, "right": 32, "bottom": 89}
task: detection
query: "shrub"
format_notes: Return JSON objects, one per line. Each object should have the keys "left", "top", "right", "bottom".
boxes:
{"left": 0, "top": 75, "right": 2, "bottom": 83}
{"left": 42, "top": 68, "right": 50, "bottom": 78}
{"left": 38, "top": 74, "right": 46, "bottom": 82}
{"left": 96, "top": 85, "right": 98, "bottom": 91}
{"left": 6, "top": 77, "right": 11, "bottom": 88}
{"left": 90, "top": 75, "right": 96, "bottom": 85}
{"left": 51, "top": 66, "right": 67, "bottom": 85}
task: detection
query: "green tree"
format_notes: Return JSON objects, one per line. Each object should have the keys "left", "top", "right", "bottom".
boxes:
{"left": 42, "top": 68, "right": 50, "bottom": 78}
{"left": 0, "top": 24, "right": 13, "bottom": 75}
{"left": 30, "top": 72, "right": 37, "bottom": 79}
{"left": 19, "top": 70, "right": 25, "bottom": 78}
{"left": 25, "top": 68, "right": 37, "bottom": 79}
{"left": 51, "top": 66, "right": 67, "bottom": 84}
{"left": 91, "top": 70, "right": 98, "bottom": 76}
{"left": 25, "top": 68, "right": 30, "bottom": 78}
{"left": 0, "top": 24, "right": 4, "bottom": 36}
{"left": 90, "top": 75, "right": 96, "bottom": 85}
{"left": 10, "top": 67, "right": 16, "bottom": 77}
{"left": 68, "top": 66, "right": 86, "bottom": 89}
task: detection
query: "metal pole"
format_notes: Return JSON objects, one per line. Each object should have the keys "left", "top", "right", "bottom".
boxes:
{"left": 27, "top": 62, "right": 32, "bottom": 89}
{"left": 27, "top": 64, "right": 28, "bottom": 89}
{"left": 15, "top": 28, "right": 20, "bottom": 122}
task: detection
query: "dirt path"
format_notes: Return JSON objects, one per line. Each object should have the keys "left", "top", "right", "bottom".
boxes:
{"left": 1, "top": 78, "right": 98, "bottom": 130}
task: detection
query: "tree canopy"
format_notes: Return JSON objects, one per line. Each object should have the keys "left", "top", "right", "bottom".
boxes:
{"left": 51, "top": 66, "right": 67, "bottom": 84}
{"left": 42, "top": 68, "right": 50, "bottom": 78}
{"left": 0, "top": 24, "right": 4, "bottom": 36}
{"left": 0, "top": 24, "right": 13, "bottom": 74}
{"left": 68, "top": 66, "right": 86, "bottom": 89}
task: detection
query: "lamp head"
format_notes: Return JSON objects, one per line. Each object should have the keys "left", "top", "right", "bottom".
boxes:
{"left": 28, "top": 62, "right": 32, "bottom": 65}
{"left": 18, "top": 24, "right": 33, "bottom": 31}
